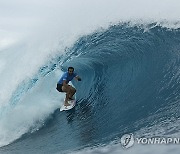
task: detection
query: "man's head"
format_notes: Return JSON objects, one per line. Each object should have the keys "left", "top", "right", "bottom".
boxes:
{"left": 68, "top": 67, "right": 74, "bottom": 75}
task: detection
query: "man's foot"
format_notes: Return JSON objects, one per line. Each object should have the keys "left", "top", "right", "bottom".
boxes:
{"left": 68, "top": 97, "right": 74, "bottom": 100}
{"left": 64, "top": 101, "right": 71, "bottom": 106}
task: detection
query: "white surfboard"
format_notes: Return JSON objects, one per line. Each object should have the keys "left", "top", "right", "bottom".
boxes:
{"left": 60, "top": 99, "right": 76, "bottom": 111}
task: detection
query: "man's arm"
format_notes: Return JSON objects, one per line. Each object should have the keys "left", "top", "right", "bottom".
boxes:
{"left": 75, "top": 76, "right": 81, "bottom": 81}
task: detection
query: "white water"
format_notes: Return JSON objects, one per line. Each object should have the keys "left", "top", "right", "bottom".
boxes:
{"left": 0, "top": 0, "right": 180, "bottom": 147}
{"left": 70, "top": 142, "right": 180, "bottom": 154}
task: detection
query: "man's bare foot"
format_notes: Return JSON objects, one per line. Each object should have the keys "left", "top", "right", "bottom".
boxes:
{"left": 68, "top": 97, "right": 74, "bottom": 101}
{"left": 64, "top": 101, "right": 71, "bottom": 106}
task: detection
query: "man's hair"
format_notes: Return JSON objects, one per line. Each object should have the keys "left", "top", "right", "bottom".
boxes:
{"left": 68, "top": 67, "right": 74, "bottom": 71}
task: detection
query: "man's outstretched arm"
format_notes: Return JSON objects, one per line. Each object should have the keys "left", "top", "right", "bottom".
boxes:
{"left": 75, "top": 76, "right": 81, "bottom": 81}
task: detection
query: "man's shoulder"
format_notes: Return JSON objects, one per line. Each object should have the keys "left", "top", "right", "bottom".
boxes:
{"left": 73, "top": 72, "right": 77, "bottom": 76}
{"left": 63, "top": 71, "right": 68, "bottom": 75}
{"left": 62, "top": 72, "right": 68, "bottom": 77}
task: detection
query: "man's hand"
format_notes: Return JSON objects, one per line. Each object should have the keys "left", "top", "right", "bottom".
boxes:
{"left": 75, "top": 76, "right": 82, "bottom": 81}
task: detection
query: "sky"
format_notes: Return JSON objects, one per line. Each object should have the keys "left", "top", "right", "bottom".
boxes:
{"left": 0, "top": 0, "right": 180, "bottom": 49}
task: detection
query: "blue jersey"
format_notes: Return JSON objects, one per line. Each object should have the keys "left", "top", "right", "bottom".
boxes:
{"left": 58, "top": 72, "right": 77, "bottom": 84}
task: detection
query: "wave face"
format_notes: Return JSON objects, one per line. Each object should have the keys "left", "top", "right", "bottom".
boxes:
{"left": 1, "top": 23, "right": 180, "bottom": 154}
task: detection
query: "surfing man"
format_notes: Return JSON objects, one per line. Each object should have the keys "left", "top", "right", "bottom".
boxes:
{"left": 56, "top": 67, "right": 81, "bottom": 106}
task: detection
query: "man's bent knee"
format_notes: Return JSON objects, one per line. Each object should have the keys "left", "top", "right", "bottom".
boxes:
{"left": 70, "top": 87, "right": 76, "bottom": 93}
{"left": 62, "top": 85, "right": 71, "bottom": 92}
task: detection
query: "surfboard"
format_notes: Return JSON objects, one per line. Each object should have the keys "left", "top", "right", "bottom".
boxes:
{"left": 60, "top": 99, "right": 76, "bottom": 111}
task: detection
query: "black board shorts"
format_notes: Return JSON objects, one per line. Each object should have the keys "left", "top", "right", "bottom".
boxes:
{"left": 56, "top": 84, "right": 63, "bottom": 92}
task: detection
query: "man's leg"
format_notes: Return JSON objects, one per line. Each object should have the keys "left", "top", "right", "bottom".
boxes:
{"left": 68, "top": 86, "right": 76, "bottom": 99}
{"left": 62, "top": 86, "right": 71, "bottom": 106}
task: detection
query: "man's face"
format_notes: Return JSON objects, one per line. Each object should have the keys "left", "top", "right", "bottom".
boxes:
{"left": 68, "top": 69, "right": 74, "bottom": 75}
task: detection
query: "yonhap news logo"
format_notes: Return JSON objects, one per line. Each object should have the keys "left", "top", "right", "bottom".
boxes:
{"left": 120, "top": 133, "right": 180, "bottom": 149}
{"left": 120, "top": 133, "right": 135, "bottom": 148}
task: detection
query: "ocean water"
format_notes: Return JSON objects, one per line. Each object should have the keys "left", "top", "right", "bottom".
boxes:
{"left": 0, "top": 0, "right": 180, "bottom": 154}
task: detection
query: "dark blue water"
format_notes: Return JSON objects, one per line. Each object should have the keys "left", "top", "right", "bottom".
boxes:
{"left": 1, "top": 23, "right": 180, "bottom": 154}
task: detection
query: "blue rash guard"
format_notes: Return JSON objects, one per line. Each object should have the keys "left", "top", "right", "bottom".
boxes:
{"left": 58, "top": 72, "right": 77, "bottom": 85}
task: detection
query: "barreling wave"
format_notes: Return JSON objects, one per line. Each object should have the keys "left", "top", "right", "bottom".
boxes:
{"left": 1, "top": 23, "right": 180, "bottom": 154}
{"left": 65, "top": 23, "right": 180, "bottom": 135}
{"left": 60, "top": 23, "right": 180, "bottom": 151}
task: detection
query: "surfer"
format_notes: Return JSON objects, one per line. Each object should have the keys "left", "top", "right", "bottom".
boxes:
{"left": 56, "top": 67, "right": 81, "bottom": 106}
